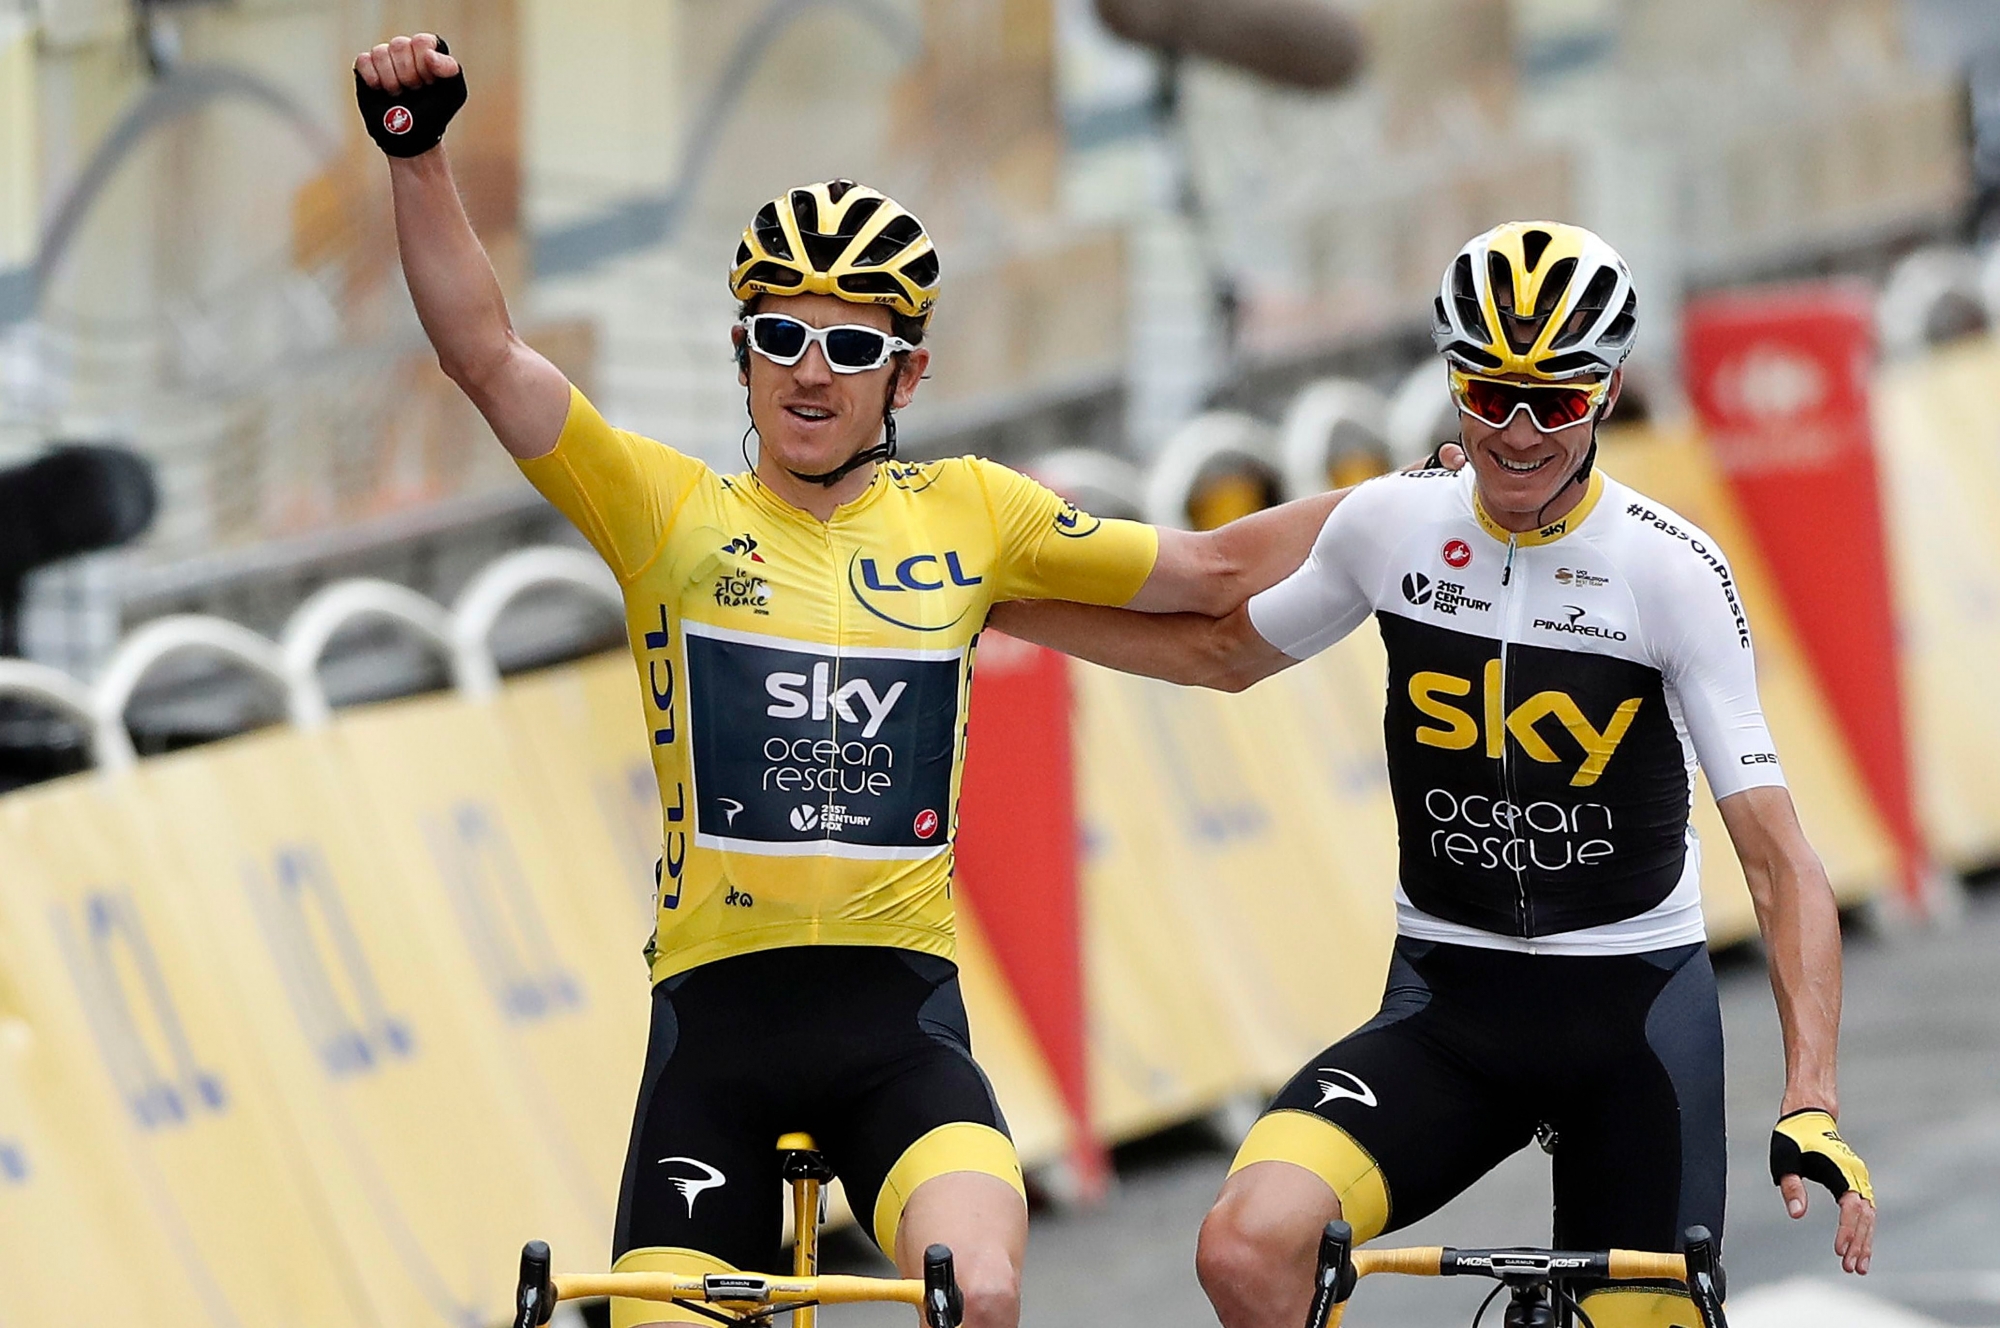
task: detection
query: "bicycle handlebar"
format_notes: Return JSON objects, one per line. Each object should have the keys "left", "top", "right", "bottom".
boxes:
{"left": 512, "top": 1241, "right": 965, "bottom": 1328}
{"left": 1307, "top": 1222, "right": 1727, "bottom": 1328}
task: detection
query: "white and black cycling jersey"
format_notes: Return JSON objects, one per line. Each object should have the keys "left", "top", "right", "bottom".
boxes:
{"left": 1249, "top": 466, "right": 1786, "bottom": 955}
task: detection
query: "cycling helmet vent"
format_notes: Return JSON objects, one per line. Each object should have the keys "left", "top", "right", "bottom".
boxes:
{"left": 1535, "top": 350, "right": 1607, "bottom": 376}
{"left": 1432, "top": 220, "right": 1637, "bottom": 381}
{"left": 752, "top": 203, "right": 792, "bottom": 262}
{"left": 730, "top": 180, "right": 942, "bottom": 326}
{"left": 1551, "top": 266, "right": 1620, "bottom": 349}
{"left": 1448, "top": 341, "right": 1504, "bottom": 371}
{"left": 838, "top": 271, "right": 908, "bottom": 299}
{"left": 1519, "top": 228, "right": 1552, "bottom": 271}
{"left": 743, "top": 260, "right": 804, "bottom": 289}
{"left": 860, "top": 214, "right": 922, "bottom": 266}
{"left": 1601, "top": 290, "right": 1639, "bottom": 346}
{"left": 902, "top": 250, "right": 940, "bottom": 288}
{"left": 1534, "top": 258, "right": 1577, "bottom": 317}
{"left": 801, "top": 229, "right": 850, "bottom": 273}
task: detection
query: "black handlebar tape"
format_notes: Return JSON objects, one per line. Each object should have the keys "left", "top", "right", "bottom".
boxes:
{"left": 514, "top": 1240, "right": 555, "bottom": 1328}
{"left": 923, "top": 1244, "right": 965, "bottom": 1328}
{"left": 355, "top": 36, "right": 467, "bottom": 157}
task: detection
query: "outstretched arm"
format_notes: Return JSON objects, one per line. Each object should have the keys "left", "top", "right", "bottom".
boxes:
{"left": 1127, "top": 490, "right": 1342, "bottom": 615}
{"left": 1717, "top": 786, "right": 1873, "bottom": 1273}
{"left": 360, "top": 34, "right": 568, "bottom": 458}
{"left": 987, "top": 599, "right": 1294, "bottom": 692}
{"left": 1126, "top": 445, "right": 1465, "bottom": 616}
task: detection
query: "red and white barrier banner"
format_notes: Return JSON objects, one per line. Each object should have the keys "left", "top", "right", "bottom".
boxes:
{"left": 1684, "top": 284, "right": 1931, "bottom": 909}
{"left": 955, "top": 631, "right": 1106, "bottom": 1196}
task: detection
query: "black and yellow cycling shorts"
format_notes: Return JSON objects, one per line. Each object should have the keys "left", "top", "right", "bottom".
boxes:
{"left": 1234, "top": 938, "right": 1725, "bottom": 1261}
{"left": 613, "top": 945, "right": 1023, "bottom": 1274}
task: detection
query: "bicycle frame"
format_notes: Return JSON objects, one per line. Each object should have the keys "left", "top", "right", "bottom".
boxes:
{"left": 512, "top": 1134, "right": 963, "bottom": 1328}
{"left": 1304, "top": 1220, "right": 1728, "bottom": 1328}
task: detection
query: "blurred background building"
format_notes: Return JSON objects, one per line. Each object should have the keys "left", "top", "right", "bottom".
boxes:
{"left": 1, "top": 1, "right": 1990, "bottom": 703}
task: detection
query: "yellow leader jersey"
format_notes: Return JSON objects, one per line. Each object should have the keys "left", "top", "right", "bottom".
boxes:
{"left": 520, "top": 387, "right": 1160, "bottom": 983}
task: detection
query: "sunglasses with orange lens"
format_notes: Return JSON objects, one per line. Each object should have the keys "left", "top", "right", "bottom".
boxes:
{"left": 1449, "top": 370, "right": 1610, "bottom": 433}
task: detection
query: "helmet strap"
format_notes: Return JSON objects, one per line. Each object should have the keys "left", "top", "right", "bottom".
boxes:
{"left": 776, "top": 368, "right": 903, "bottom": 489}
{"left": 1530, "top": 406, "right": 1604, "bottom": 529}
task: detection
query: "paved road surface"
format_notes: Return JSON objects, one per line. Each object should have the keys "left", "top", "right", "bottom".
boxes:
{"left": 816, "top": 885, "right": 2000, "bottom": 1327}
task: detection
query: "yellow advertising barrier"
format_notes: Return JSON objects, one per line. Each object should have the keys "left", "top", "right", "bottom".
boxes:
{"left": 326, "top": 690, "right": 652, "bottom": 1225}
{"left": 498, "top": 653, "right": 1076, "bottom": 1171}
{"left": 0, "top": 954, "right": 209, "bottom": 1327}
{"left": 1875, "top": 334, "right": 2000, "bottom": 871}
{"left": 0, "top": 776, "right": 388, "bottom": 1327}
{"left": 137, "top": 726, "right": 604, "bottom": 1326}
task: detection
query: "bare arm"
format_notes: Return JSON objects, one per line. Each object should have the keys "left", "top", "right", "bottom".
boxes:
{"left": 361, "top": 35, "right": 568, "bottom": 458}
{"left": 1718, "top": 784, "right": 1874, "bottom": 1271}
{"left": 986, "top": 599, "right": 1294, "bottom": 692}
{"left": 1127, "top": 490, "right": 1343, "bottom": 615}
{"left": 1127, "top": 445, "right": 1466, "bottom": 616}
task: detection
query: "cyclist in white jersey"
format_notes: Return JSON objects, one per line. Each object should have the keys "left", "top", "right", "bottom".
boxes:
{"left": 992, "top": 222, "right": 1875, "bottom": 1328}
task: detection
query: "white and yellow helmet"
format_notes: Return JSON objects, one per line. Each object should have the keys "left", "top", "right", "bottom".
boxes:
{"left": 1430, "top": 222, "right": 1638, "bottom": 382}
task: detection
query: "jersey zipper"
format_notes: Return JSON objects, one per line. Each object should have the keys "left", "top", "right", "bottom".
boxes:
{"left": 1496, "top": 535, "right": 1533, "bottom": 940}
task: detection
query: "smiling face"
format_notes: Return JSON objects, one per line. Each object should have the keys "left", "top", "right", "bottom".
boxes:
{"left": 1457, "top": 369, "right": 1620, "bottom": 531}
{"left": 734, "top": 293, "right": 928, "bottom": 491}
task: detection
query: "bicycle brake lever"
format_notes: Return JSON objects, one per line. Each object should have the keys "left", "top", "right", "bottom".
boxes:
{"left": 923, "top": 1244, "right": 965, "bottom": 1328}
{"left": 1304, "top": 1221, "right": 1358, "bottom": 1328}
{"left": 515, "top": 1240, "right": 556, "bottom": 1328}
{"left": 1682, "top": 1226, "right": 1728, "bottom": 1328}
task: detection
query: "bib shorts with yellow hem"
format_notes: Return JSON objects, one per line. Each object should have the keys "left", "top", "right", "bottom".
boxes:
{"left": 1231, "top": 938, "right": 1725, "bottom": 1324}
{"left": 613, "top": 944, "right": 1020, "bottom": 1276}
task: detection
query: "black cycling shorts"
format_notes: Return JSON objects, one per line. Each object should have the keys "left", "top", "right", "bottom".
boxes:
{"left": 1232, "top": 937, "right": 1725, "bottom": 1258}
{"left": 612, "top": 945, "right": 1018, "bottom": 1272}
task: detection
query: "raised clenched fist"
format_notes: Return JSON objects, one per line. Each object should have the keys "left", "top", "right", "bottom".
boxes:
{"left": 353, "top": 33, "right": 466, "bottom": 158}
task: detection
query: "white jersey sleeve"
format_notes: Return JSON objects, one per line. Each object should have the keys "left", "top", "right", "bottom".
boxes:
{"left": 1645, "top": 530, "right": 1787, "bottom": 800}
{"left": 1247, "top": 477, "right": 1401, "bottom": 658}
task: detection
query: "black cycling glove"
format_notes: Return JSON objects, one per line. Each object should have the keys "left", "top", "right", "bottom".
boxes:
{"left": 354, "top": 36, "right": 466, "bottom": 158}
{"left": 1770, "top": 1108, "right": 1875, "bottom": 1205}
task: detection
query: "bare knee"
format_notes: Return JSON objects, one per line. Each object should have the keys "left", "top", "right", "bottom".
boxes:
{"left": 952, "top": 1248, "right": 1021, "bottom": 1328}
{"left": 1197, "top": 1169, "right": 1342, "bottom": 1328}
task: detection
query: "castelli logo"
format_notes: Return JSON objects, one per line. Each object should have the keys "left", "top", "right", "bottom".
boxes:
{"left": 383, "top": 106, "right": 415, "bottom": 135}
{"left": 1442, "top": 539, "right": 1472, "bottom": 569}
{"left": 914, "top": 809, "right": 940, "bottom": 840}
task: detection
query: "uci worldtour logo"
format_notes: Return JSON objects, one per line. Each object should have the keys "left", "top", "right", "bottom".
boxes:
{"left": 847, "top": 549, "right": 983, "bottom": 631}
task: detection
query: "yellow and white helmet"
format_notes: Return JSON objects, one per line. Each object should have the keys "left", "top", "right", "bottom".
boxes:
{"left": 1430, "top": 222, "right": 1637, "bottom": 382}
{"left": 729, "top": 179, "right": 940, "bottom": 327}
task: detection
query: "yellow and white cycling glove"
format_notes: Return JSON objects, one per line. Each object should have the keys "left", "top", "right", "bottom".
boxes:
{"left": 1769, "top": 1108, "right": 1874, "bottom": 1206}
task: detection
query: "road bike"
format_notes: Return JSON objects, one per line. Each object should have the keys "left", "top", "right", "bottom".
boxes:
{"left": 1303, "top": 1219, "right": 1728, "bottom": 1328}
{"left": 512, "top": 1132, "right": 964, "bottom": 1328}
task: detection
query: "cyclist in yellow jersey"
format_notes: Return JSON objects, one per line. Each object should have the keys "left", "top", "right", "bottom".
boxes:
{"left": 357, "top": 33, "right": 1373, "bottom": 1328}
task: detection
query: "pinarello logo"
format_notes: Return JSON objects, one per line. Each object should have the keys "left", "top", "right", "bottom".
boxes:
{"left": 1442, "top": 539, "right": 1472, "bottom": 569}
{"left": 382, "top": 106, "right": 415, "bottom": 136}
{"left": 914, "top": 809, "right": 939, "bottom": 840}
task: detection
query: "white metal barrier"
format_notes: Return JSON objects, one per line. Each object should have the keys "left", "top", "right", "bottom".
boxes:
{"left": 0, "top": 546, "right": 625, "bottom": 774}
{"left": 91, "top": 616, "right": 291, "bottom": 771}
{"left": 281, "top": 579, "right": 458, "bottom": 729}
{"left": 450, "top": 547, "right": 623, "bottom": 701}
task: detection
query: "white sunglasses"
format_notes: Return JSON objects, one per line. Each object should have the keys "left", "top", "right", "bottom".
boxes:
{"left": 739, "top": 314, "right": 915, "bottom": 374}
